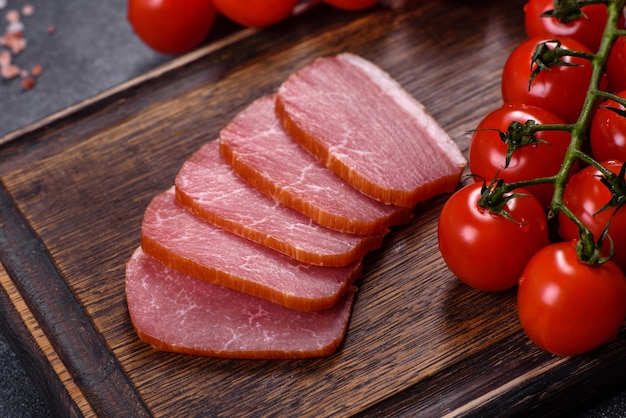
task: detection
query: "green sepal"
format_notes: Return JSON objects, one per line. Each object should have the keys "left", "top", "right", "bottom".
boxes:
{"left": 476, "top": 176, "right": 532, "bottom": 225}
{"left": 596, "top": 163, "right": 626, "bottom": 215}
{"left": 528, "top": 40, "right": 580, "bottom": 90}
{"left": 540, "top": 0, "right": 588, "bottom": 23}
{"left": 499, "top": 120, "right": 551, "bottom": 168}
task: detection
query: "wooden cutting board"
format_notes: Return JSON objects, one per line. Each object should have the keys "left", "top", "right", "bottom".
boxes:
{"left": 1, "top": 1, "right": 624, "bottom": 416}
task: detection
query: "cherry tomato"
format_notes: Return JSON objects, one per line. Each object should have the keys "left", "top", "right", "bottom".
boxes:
{"left": 590, "top": 90, "right": 626, "bottom": 163}
{"left": 502, "top": 36, "right": 596, "bottom": 124}
{"left": 324, "top": 0, "right": 380, "bottom": 11}
{"left": 607, "top": 36, "right": 626, "bottom": 92}
{"left": 469, "top": 103, "right": 571, "bottom": 208}
{"left": 524, "top": 0, "right": 623, "bottom": 53}
{"left": 438, "top": 183, "right": 549, "bottom": 292}
{"left": 212, "top": 0, "right": 298, "bottom": 27}
{"left": 128, "top": 0, "right": 216, "bottom": 55}
{"left": 518, "top": 241, "right": 626, "bottom": 356}
{"left": 558, "top": 160, "right": 626, "bottom": 273}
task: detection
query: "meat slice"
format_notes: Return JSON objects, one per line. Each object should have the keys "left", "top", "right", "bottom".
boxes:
{"left": 175, "top": 140, "right": 385, "bottom": 267}
{"left": 219, "top": 95, "right": 413, "bottom": 235}
{"left": 126, "top": 247, "right": 355, "bottom": 359}
{"left": 276, "top": 53, "right": 467, "bottom": 207}
{"left": 141, "top": 188, "right": 362, "bottom": 312}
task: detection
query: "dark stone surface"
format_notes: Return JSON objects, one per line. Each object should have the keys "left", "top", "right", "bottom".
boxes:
{"left": 0, "top": 331, "right": 51, "bottom": 418}
{"left": 0, "top": 0, "right": 169, "bottom": 138}
{"left": 0, "top": 0, "right": 625, "bottom": 416}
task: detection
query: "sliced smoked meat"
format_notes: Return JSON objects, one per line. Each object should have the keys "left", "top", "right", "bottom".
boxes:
{"left": 141, "top": 188, "right": 362, "bottom": 312}
{"left": 219, "top": 94, "right": 413, "bottom": 235}
{"left": 175, "top": 140, "right": 384, "bottom": 267}
{"left": 276, "top": 53, "right": 467, "bottom": 207}
{"left": 126, "top": 247, "right": 355, "bottom": 359}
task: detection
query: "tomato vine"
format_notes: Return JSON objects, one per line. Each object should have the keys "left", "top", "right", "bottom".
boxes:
{"left": 439, "top": 0, "right": 626, "bottom": 356}
{"left": 486, "top": 0, "right": 626, "bottom": 266}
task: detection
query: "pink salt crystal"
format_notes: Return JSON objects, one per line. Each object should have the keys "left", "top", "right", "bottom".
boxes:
{"left": 1, "top": 63, "right": 20, "bottom": 79}
{"left": 4, "top": 33, "right": 26, "bottom": 54}
{"left": 31, "top": 63, "right": 42, "bottom": 76}
{"left": 0, "top": 3, "right": 50, "bottom": 91}
{"left": 21, "top": 74, "right": 35, "bottom": 90}
{"left": 5, "top": 9, "right": 19, "bottom": 23}
{"left": 6, "top": 20, "right": 23, "bottom": 33}
{"left": 0, "top": 49, "right": 10, "bottom": 66}
{"left": 21, "top": 4, "right": 34, "bottom": 17}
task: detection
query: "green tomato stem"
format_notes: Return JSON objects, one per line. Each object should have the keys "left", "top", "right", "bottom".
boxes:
{"left": 551, "top": 0, "right": 624, "bottom": 263}
{"left": 525, "top": 122, "right": 574, "bottom": 133}
{"left": 594, "top": 90, "right": 626, "bottom": 108}
{"left": 493, "top": 0, "right": 625, "bottom": 264}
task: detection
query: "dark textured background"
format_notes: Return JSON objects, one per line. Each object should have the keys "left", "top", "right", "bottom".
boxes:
{"left": 1, "top": 0, "right": 625, "bottom": 416}
{"left": 0, "top": 0, "right": 169, "bottom": 139}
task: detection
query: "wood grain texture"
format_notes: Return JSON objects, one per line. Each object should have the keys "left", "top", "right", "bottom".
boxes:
{"left": 0, "top": 0, "right": 625, "bottom": 416}
{"left": 0, "top": 267, "right": 90, "bottom": 417}
{"left": 0, "top": 183, "right": 150, "bottom": 417}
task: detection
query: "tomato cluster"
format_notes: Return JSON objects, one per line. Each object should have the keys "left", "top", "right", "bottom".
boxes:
{"left": 438, "top": 0, "right": 626, "bottom": 356}
{"left": 127, "top": 0, "right": 381, "bottom": 55}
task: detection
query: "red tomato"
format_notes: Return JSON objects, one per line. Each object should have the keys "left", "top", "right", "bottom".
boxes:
{"left": 212, "top": 0, "right": 298, "bottom": 27}
{"left": 128, "top": 0, "right": 216, "bottom": 55}
{"left": 324, "top": 0, "right": 380, "bottom": 11}
{"left": 469, "top": 103, "right": 571, "bottom": 208}
{"left": 607, "top": 36, "right": 626, "bottom": 92}
{"left": 438, "top": 183, "right": 549, "bottom": 292}
{"left": 518, "top": 241, "right": 626, "bottom": 356}
{"left": 524, "top": 0, "right": 623, "bottom": 52}
{"left": 502, "top": 36, "right": 596, "bottom": 123}
{"left": 558, "top": 161, "right": 626, "bottom": 273}
{"left": 590, "top": 90, "right": 626, "bottom": 162}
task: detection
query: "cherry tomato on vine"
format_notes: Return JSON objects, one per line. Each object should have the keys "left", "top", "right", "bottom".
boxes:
{"left": 590, "top": 90, "right": 626, "bottom": 163}
{"left": 212, "top": 0, "right": 298, "bottom": 27}
{"left": 438, "top": 182, "right": 549, "bottom": 292}
{"left": 524, "top": 0, "right": 623, "bottom": 53}
{"left": 128, "top": 0, "right": 216, "bottom": 55}
{"left": 518, "top": 241, "right": 626, "bottom": 356}
{"left": 607, "top": 36, "right": 626, "bottom": 92}
{"left": 558, "top": 160, "right": 626, "bottom": 273}
{"left": 324, "top": 0, "right": 380, "bottom": 11}
{"left": 469, "top": 103, "right": 571, "bottom": 208}
{"left": 502, "top": 36, "right": 598, "bottom": 124}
